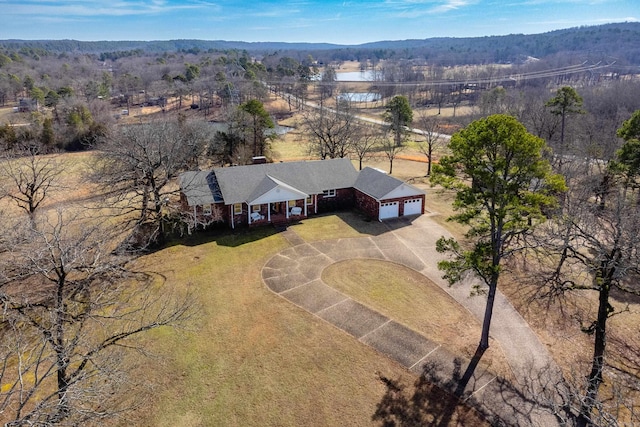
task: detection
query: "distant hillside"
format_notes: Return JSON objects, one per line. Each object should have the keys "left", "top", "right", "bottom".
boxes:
{"left": 354, "top": 22, "right": 640, "bottom": 65}
{"left": 0, "top": 39, "right": 343, "bottom": 54}
{"left": 2, "top": 22, "right": 640, "bottom": 65}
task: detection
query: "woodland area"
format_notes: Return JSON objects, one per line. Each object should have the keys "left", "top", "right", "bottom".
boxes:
{"left": 1, "top": 22, "right": 640, "bottom": 426}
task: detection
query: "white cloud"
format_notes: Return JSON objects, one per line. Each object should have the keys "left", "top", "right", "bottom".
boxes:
{"left": 2, "top": 0, "right": 219, "bottom": 17}
{"left": 383, "top": 0, "right": 476, "bottom": 18}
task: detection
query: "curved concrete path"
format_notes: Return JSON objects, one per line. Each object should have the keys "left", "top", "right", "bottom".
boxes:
{"left": 262, "top": 214, "right": 560, "bottom": 426}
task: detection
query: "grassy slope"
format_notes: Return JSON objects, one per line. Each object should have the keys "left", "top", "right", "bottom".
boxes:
{"left": 126, "top": 229, "right": 415, "bottom": 426}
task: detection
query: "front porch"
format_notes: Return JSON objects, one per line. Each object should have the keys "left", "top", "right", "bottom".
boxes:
{"left": 248, "top": 202, "right": 308, "bottom": 227}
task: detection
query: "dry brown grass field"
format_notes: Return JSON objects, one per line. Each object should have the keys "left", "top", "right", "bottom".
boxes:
{"left": 270, "top": 103, "right": 640, "bottom": 422}
{"left": 1, "top": 92, "right": 639, "bottom": 425}
{"left": 0, "top": 150, "right": 490, "bottom": 426}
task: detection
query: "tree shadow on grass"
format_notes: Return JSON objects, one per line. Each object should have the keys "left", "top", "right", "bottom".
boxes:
{"left": 372, "top": 345, "right": 568, "bottom": 426}
{"left": 164, "top": 224, "right": 281, "bottom": 248}
{"left": 333, "top": 210, "right": 390, "bottom": 236}
{"left": 373, "top": 348, "right": 490, "bottom": 427}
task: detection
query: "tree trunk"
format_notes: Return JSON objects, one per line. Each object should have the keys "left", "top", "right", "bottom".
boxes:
{"left": 140, "top": 181, "right": 150, "bottom": 222}
{"left": 252, "top": 116, "right": 258, "bottom": 157}
{"left": 479, "top": 281, "right": 497, "bottom": 350}
{"left": 54, "top": 277, "right": 70, "bottom": 423}
{"left": 579, "top": 260, "right": 615, "bottom": 425}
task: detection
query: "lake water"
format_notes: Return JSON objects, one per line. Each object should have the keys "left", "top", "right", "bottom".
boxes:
{"left": 337, "top": 92, "right": 381, "bottom": 103}
{"left": 335, "top": 70, "right": 377, "bottom": 82}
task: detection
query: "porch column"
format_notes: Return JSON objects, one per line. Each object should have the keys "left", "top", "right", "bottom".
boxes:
{"left": 314, "top": 194, "right": 317, "bottom": 214}
{"left": 193, "top": 206, "right": 197, "bottom": 233}
{"left": 230, "top": 205, "right": 235, "bottom": 229}
{"left": 286, "top": 200, "right": 290, "bottom": 219}
{"left": 304, "top": 198, "right": 307, "bottom": 217}
{"left": 267, "top": 202, "right": 271, "bottom": 222}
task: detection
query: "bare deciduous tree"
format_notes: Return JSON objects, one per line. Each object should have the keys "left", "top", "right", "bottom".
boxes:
{"left": 0, "top": 149, "right": 63, "bottom": 221}
{"left": 379, "top": 132, "right": 406, "bottom": 175}
{"left": 93, "top": 120, "right": 210, "bottom": 247}
{"left": 382, "top": 95, "right": 413, "bottom": 174}
{"left": 0, "top": 211, "right": 193, "bottom": 426}
{"left": 415, "top": 111, "right": 447, "bottom": 176}
{"left": 351, "top": 122, "right": 382, "bottom": 170}
{"left": 301, "top": 100, "right": 354, "bottom": 160}
{"left": 530, "top": 111, "right": 640, "bottom": 425}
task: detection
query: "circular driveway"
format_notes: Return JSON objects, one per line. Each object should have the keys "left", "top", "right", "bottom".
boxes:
{"left": 261, "top": 214, "right": 560, "bottom": 426}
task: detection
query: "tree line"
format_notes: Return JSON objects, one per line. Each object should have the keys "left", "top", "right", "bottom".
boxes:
{"left": 3, "top": 22, "right": 640, "bottom": 65}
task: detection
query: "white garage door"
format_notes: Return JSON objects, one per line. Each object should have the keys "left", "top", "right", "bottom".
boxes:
{"left": 403, "top": 198, "right": 422, "bottom": 216}
{"left": 379, "top": 201, "right": 399, "bottom": 219}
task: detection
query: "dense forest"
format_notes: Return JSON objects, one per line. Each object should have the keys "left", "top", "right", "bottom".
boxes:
{"left": 2, "top": 22, "right": 640, "bottom": 66}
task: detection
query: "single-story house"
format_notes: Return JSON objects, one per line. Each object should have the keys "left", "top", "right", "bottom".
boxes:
{"left": 179, "top": 158, "right": 425, "bottom": 229}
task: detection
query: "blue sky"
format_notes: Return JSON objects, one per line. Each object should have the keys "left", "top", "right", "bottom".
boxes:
{"left": 0, "top": 0, "right": 637, "bottom": 44}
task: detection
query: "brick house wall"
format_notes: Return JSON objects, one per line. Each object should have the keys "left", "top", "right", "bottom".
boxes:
{"left": 317, "top": 188, "right": 355, "bottom": 213}
{"left": 354, "top": 189, "right": 379, "bottom": 220}
{"left": 230, "top": 203, "right": 248, "bottom": 226}
{"left": 178, "top": 193, "right": 226, "bottom": 229}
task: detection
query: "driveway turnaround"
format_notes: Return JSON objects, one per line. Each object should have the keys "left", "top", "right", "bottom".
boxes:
{"left": 262, "top": 214, "right": 560, "bottom": 426}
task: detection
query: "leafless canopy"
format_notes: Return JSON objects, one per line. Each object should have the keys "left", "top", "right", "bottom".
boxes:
{"left": 0, "top": 149, "right": 64, "bottom": 218}
{"left": 0, "top": 211, "right": 194, "bottom": 426}
{"left": 91, "top": 120, "right": 211, "bottom": 248}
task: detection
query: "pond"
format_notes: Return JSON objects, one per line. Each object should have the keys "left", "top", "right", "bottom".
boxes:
{"left": 335, "top": 70, "right": 377, "bottom": 82}
{"left": 337, "top": 92, "right": 381, "bottom": 103}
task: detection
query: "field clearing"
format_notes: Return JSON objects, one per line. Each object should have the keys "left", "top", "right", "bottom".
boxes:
{"left": 1, "top": 150, "right": 491, "bottom": 426}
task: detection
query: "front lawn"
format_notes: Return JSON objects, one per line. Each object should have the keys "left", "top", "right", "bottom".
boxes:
{"left": 289, "top": 211, "right": 388, "bottom": 242}
{"left": 123, "top": 227, "right": 415, "bottom": 426}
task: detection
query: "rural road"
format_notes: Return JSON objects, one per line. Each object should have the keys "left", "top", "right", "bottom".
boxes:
{"left": 267, "top": 84, "right": 452, "bottom": 141}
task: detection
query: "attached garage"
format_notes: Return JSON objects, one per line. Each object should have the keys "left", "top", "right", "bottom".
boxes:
{"left": 403, "top": 198, "right": 422, "bottom": 216}
{"left": 380, "top": 201, "right": 399, "bottom": 219}
{"left": 353, "top": 167, "right": 426, "bottom": 222}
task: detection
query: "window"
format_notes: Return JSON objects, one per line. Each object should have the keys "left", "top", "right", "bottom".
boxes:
{"left": 306, "top": 196, "right": 313, "bottom": 205}
{"left": 288, "top": 200, "right": 296, "bottom": 208}
{"left": 252, "top": 204, "right": 261, "bottom": 212}
{"left": 203, "top": 204, "right": 212, "bottom": 216}
{"left": 322, "top": 189, "right": 336, "bottom": 198}
{"left": 233, "top": 203, "right": 242, "bottom": 214}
